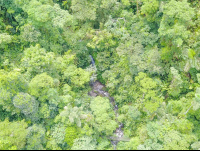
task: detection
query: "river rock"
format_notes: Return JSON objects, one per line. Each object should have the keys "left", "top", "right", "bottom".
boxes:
{"left": 88, "top": 91, "right": 98, "bottom": 97}
{"left": 93, "top": 81, "right": 105, "bottom": 90}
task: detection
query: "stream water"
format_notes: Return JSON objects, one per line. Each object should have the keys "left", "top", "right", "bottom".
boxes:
{"left": 88, "top": 55, "right": 124, "bottom": 150}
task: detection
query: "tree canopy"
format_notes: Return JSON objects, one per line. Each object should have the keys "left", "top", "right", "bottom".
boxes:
{"left": 0, "top": 0, "right": 200, "bottom": 150}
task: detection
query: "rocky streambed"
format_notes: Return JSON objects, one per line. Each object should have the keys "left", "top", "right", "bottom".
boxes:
{"left": 88, "top": 81, "right": 124, "bottom": 150}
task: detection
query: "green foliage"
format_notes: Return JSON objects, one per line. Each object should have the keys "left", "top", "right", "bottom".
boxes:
{"left": 134, "top": 72, "right": 163, "bottom": 114}
{"left": 55, "top": 105, "right": 85, "bottom": 127}
{"left": 39, "top": 103, "right": 51, "bottom": 119}
{"left": 90, "top": 96, "right": 117, "bottom": 135}
{"left": 71, "top": 0, "right": 96, "bottom": 21}
{"left": 0, "top": 70, "right": 28, "bottom": 95}
{"left": 0, "top": 139, "right": 17, "bottom": 150}
{"left": 96, "top": 138, "right": 111, "bottom": 150}
{"left": 0, "top": 119, "right": 28, "bottom": 149}
{"left": 96, "top": 51, "right": 114, "bottom": 72}
{"left": 127, "top": 137, "right": 140, "bottom": 150}
{"left": 141, "top": 0, "right": 159, "bottom": 22}
{"left": 63, "top": 65, "right": 90, "bottom": 87}
{"left": 87, "top": 29, "right": 117, "bottom": 50}
{"left": 26, "top": 124, "right": 46, "bottom": 150}
{"left": 192, "top": 87, "right": 200, "bottom": 111}
{"left": 197, "top": 73, "right": 200, "bottom": 84}
{"left": 20, "top": 45, "right": 58, "bottom": 78}
{"left": 162, "top": 130, "right": 196, "bottom": 150}
{"left": 143, "top": 47, "right": 165, "bottom": 75}
{"left": 46, "top": 138, "right": 62, "bottom": 150}
{"left": 137, "top": 139, "right": 163, "bottom": 150}
{"left": 159, "top": 0, "right": 195, "bottom": 47}
{"left": 27, "top": 72, "right": 61, "bottom": 119}
{"left": 118, "top": 105, "right": 141, "bottom": 136}
{"left": 167, "top": 100, "right": 183, "bottom": 116}
{"left": 189, "top": 68, "right": 199, "bottom": 83}
{"left": 117, "top": 137, "right": 141, "bottom": 150}
{"left": 71, "top": 136, "right": 97, "bottom": 150}
{"left": 0, "top": 33, "right": 12, "bottom": 45}
{"left": 0, "top": 70, "right": 28, "bottom": 113}
{"left": 139, "top": 119, "right": 197, "bottom": 150}
{"left": 0, "top": 87, "right": 13, "bottom": 113}
{"left": 20, "top": 24, "right": 41, "bottom": 43}
{"left": 64, "top": 126, "right": 79, "bottom": 147}
{"left": 22, "top": 0, "right": 72, "bottom": 28}
{"left": 168, "top": 67, "right": 183, "bottom": 97}
{"left": 50, "top": 123, "right": 66, "bottom": 145}
{"left": 191, "top": 141, "right": 200, "bottom": 150}
{"left": 29, "top": 72, "right": 54, "bottom": 100}
{"left": 1, "top": 0, "right": 200, "bottom": 150}
{"left": 14, "top": 0, "right": 73, "bottom": 53}
{"left": 173, "top": 118, "right": 194, "bottom": 134}
{"left": 13, "top": 92, "right": 39, "bottom": 121}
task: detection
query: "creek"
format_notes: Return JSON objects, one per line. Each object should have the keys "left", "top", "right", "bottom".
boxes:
{"left": 88, "top": 55, "right": 125, "bottom": 150}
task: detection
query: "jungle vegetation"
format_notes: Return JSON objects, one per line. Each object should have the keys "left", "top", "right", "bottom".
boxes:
{"left": 0, "top": 0, "right": 200, "bottom": 150}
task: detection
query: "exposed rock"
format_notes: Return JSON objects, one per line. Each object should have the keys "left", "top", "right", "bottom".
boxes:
{"left": 88, "top": 81, "right": 126, "bottom": 149}
{"left": 115, "top": 128, "right": 124, "bottom": 138}
{"left": 93, "top": 81, "right": 105, "bottom": 90}
{"left": 89, "top": 55, "right": 126, "bottom": 150}
{"left": 111, "top": 140, "right": 118, "bottom": 150}
{"left": 88, "top": 91, "right": 98, "bottom": 97}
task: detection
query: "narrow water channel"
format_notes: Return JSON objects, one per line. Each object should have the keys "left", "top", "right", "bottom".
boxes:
{"left": 88, "top": 55, "right": 124, "bottom": 150}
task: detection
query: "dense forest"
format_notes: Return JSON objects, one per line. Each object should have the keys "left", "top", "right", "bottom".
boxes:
{"left": 0, "top": 0, "right": 200, "bottom": 150}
